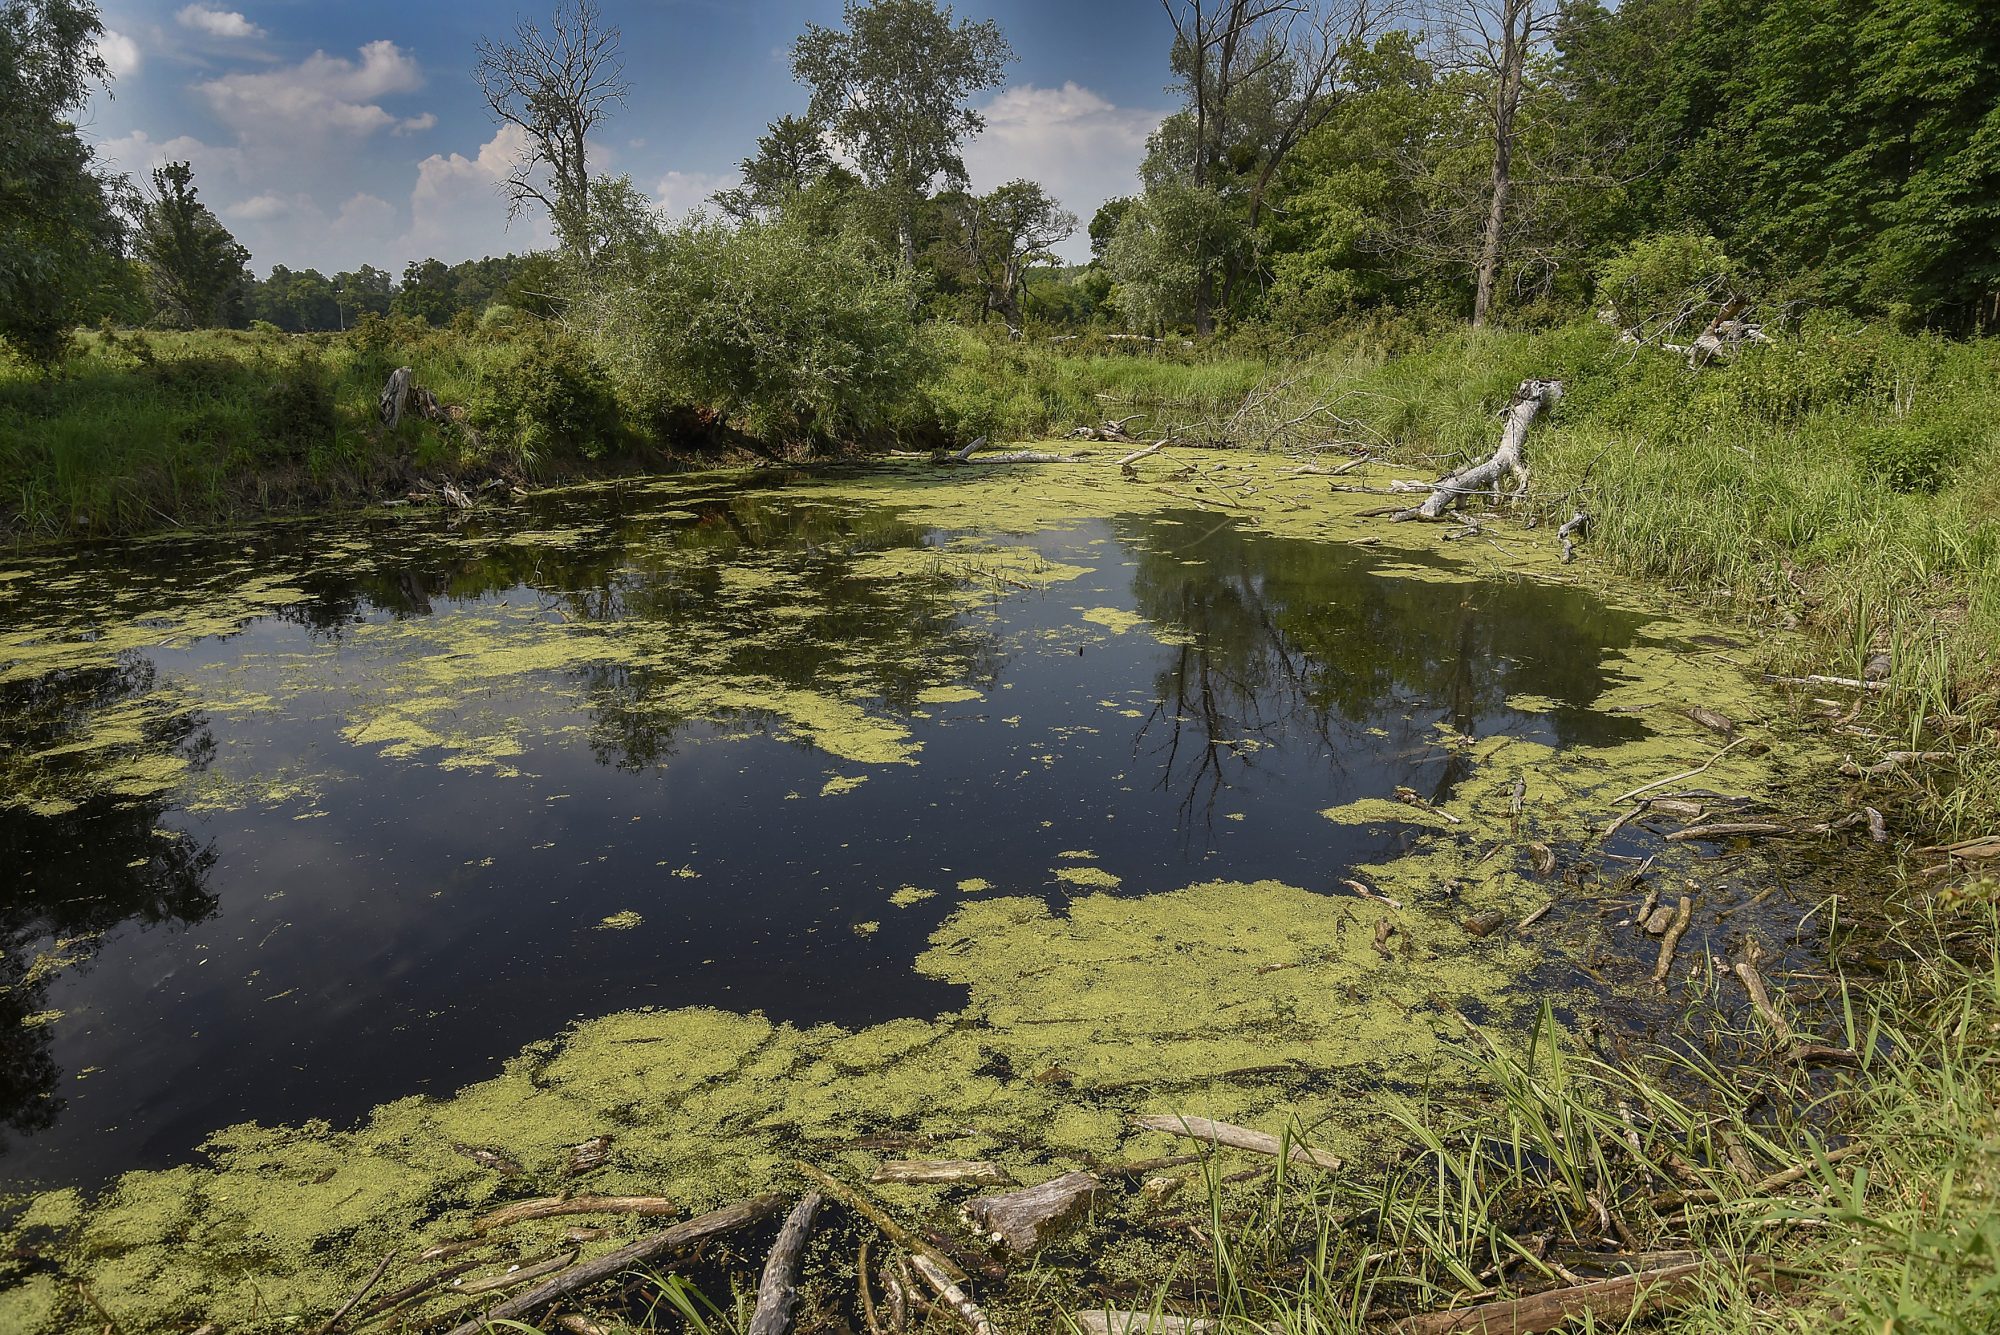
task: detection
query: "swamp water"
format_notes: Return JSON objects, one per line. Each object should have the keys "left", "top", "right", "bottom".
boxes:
{"left": 0, "top": 456, "right": 1797, "bottom": 1330}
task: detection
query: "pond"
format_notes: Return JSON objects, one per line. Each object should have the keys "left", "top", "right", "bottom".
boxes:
{"left": 0, "top": 456, "right": 1790, "bottom": 1331}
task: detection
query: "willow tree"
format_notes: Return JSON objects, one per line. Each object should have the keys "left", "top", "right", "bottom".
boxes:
{"left": 791, "top": 0, "right": 1013, "bottom": 269}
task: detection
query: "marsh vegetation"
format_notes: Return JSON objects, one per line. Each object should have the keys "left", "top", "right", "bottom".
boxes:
{"left": 4, "top": 0, "right": 2000, "bottom": 1331}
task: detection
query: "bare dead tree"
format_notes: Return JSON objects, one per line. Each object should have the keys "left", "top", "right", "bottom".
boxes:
{"left": 1422, "top": 0, "right": 1561, "bottom": 327}
{"left": 473, "top": 0, "right": 627, "bottom": 263}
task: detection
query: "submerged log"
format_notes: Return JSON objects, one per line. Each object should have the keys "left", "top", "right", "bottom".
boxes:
{"left": 1130, "top": 1115, "right": 1342, "bottom": 1170}
{"left": 474, "top": 1194, "right": 678, "bottom": 1232}
{"left": 1390, "top": 380, "right": 1563, "bottom": 522}
{"left": 440, "top": 1194, "right": 785, "bottom": 1335}
{"left": 964, "top": 1171, "right": 1100, "bottom": 1255}
{"left": 873, "top": 1160, "right": 1012, "bottom": 1187}
{"left": 747, "top": 1192, "right": 821, "bottom": 1335}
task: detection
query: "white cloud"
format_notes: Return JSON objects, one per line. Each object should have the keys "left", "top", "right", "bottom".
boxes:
{"left": 176, "top": 5, "right": 265, "bottom": 39}
{"left": 198, "top": 40, "right": 427, "bottom": 145}
{"left": 95, "top": 29, "right": 141, "bottom": 79}
{"left": 654, "top": 170, "right": 731, "bottom": 218}
{"left": 223, "top": 192, "right": 308, "bottom": 222}
{"left": 394, "top": 112, "right": 438, "bottom": 136}
{"left": 963, "top": 83, "right": 1164, "bottom": 262}
{"left": 400, "top": 125, "right": 556, "bottom": 264}
{"left": 96, "top": 128, "right": 245, "bottom": 185}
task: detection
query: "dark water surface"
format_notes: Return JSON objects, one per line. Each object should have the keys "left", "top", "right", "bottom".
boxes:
{"left": 0, "top": 470, "right": 1652, "bottom": 1195}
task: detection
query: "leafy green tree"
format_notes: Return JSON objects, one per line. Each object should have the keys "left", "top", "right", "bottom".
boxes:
{"left": 134, "top": 162, "right": 249, "bottom": 329}
{"left": 791, "top": 0, "right": 1013, "bottom": 268}
{"left": 334, "top": 264, "right": 393, "bottom": 326}
{"left": 944, "top": 180, "right": 1076, "bottom": 330}
{"left": 392, "top": 258, "right": 456, "bottom": 325}
{"left": 0, "top": 0, "right": 130, "bottom": 362}
{"left": 713, "top": 115, "right": 835, "bottom": 222}
{"left": 1105, "top": 181, "right": 1248, "bottom": 333}
{"left": 1088, "top": 198, "right": 1134, "bottom": 262}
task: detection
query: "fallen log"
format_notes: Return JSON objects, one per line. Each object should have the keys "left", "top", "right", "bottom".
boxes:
{"left": 1762, "top": 673, "right": 1890, "bottom": 693}
{"left": 873, "top": 1160, "right": 1012, "bottom": 1187}
{"left": 965, "top": 1171, "right": 1099, "bottom": 1256}
{"left": 1130, "top": 1115, "right": 1342, "bottom": 1171}
{"left": 1072, "top": 1312, "right": 1216, "bottom": 1334}
{"left": 1394, "top": 1258, "right": 1768, "bottom": 1333}
{"left": 948, "top": 436, "right": 1080, "bottom": 465}
{"left": 1664, "top": 821, "right": 1789, "bottom": 842}
{"left": 440, "top": 1194, "right": 785, "bottom": 1335}
{"left": 1116, "top": 439, "right": 1170, "bottom": 469}
{"left": 475, "top": 1194, "right": 679, "bottom": 1233}
{"left": 747, "top": 1193, "right": 821, "bottom": 1335}
{"left": 1390, "top": 380, "right": 1563, "bottom": 522}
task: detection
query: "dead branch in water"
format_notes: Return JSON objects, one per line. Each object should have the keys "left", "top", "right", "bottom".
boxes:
{"left": 747, "top": 1193, "right": 821, "bottom": 1335}
{"left": 872, "top": 1161, "right": 1011, "bottom": 1187}
{"left": 910, "top": 1254, "right": 997, "bottom": 1335}
{"left": 439, "top": 1195, "right": 785, "bottom": 1335}
{"left": 1395, "top": 1257, "right": 1774, "bottom": 1334}
{"left": 1130, "top": 1114, "right": 1342, "bottom": 1170}
{"left": 474, "top": 1194, "right": 679, "bottom": 1233}
{"left": 1390, "top": 380, "right": 1563, "bottom": 522}
{"left": 1650, "top": 894, "right": 1694, "bottom": 987}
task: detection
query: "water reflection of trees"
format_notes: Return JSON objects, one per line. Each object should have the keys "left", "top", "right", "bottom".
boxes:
{"left": 1120, "top": 512, "right": 1646, "bottom": 822}
{"left": 564, "top": 494, "right": 1006, "bottom": 770}
{"left": 0, "top": 662, "right": 219, "bottom": 1150}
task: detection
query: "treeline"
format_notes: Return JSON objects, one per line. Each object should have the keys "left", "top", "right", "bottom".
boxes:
{"left": 1088, "top": 0, "right": 2000, "bottom": 335}
{"left": 7, "top": 0, "right": 1999, "bottom": 377}
{"left": 246, "top": 254, "right": 553, "bottom": 332}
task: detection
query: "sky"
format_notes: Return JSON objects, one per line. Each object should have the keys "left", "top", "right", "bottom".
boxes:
{"left": 81, "top": 0, "right": 1180, "bottom": 274}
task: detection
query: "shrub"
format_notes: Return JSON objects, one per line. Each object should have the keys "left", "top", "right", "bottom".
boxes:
{"left": 259, "top": 350, "right": 335, "bottom": 459}
{"left": 472, "top": 334, "right": 621, "bottom": 462}
{"left": 1856, "top": 419, "right": 1965, "bottom": 494}
{"left": 1594, "top": 231, "right": 1739, "bottom": 332}
{"left": 583, "top": 215, "right": 937, "bottom": 446}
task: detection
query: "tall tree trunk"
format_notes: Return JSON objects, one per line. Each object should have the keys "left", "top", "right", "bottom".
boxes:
{"left": 1472, "top": 0, "right": 1527, "bottom": 330}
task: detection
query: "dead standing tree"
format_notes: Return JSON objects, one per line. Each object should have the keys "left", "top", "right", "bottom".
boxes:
{"left": 473, "top": 0, "right": 628, "bottom": 264}
{"left": 1423, "top": 0, "right": 1561, "bottom": 328}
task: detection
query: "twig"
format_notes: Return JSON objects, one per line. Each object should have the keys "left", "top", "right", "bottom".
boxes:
{"left": 315, "top": 1251, "right": 395, "bottom": 1334}
{"left": 439, "top": 1195, "right": 785, "bottom": 1335}
{"left": 797, "top": 1162, "right": 968, "bottom": 1284}
{"left": 1732, "top": 947, "right": 1794, "bottom": 1046}
{"left": 909, "top": 1254, "right": 996, "bottom": 1335}
{"left": 1611, "top": 737, "right": 1751, "bottom": 806}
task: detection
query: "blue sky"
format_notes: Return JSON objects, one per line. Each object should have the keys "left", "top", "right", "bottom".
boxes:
{"left": 82, "top": 1, "right": 1179, "bottom": 273}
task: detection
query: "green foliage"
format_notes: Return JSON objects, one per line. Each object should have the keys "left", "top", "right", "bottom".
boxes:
{"left": 791, "top": 0, "right": 1013, "bottom": 260}
{"left": 1593, "top": 231, "right": 1740, "bottom": 330}
{"left": 584, "top": 215, "right": 938, "bottom": 444}
{"left": 0, "top": 0, "right": 129, "bottom": 364}
{"left": 134, "top": 162, "right": 250, "bottom": 330}
{"left": 1855, "top": 419, "right": 1965, "bottom": 494}
{"left": 472, "top": 334, "right": 621, "bottom": 462}
{"left": 1105, "top": 182, "right": 1247, "bottom": 333}
{"left": 258, "top": 349, "right": 335, "bottom": 461}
